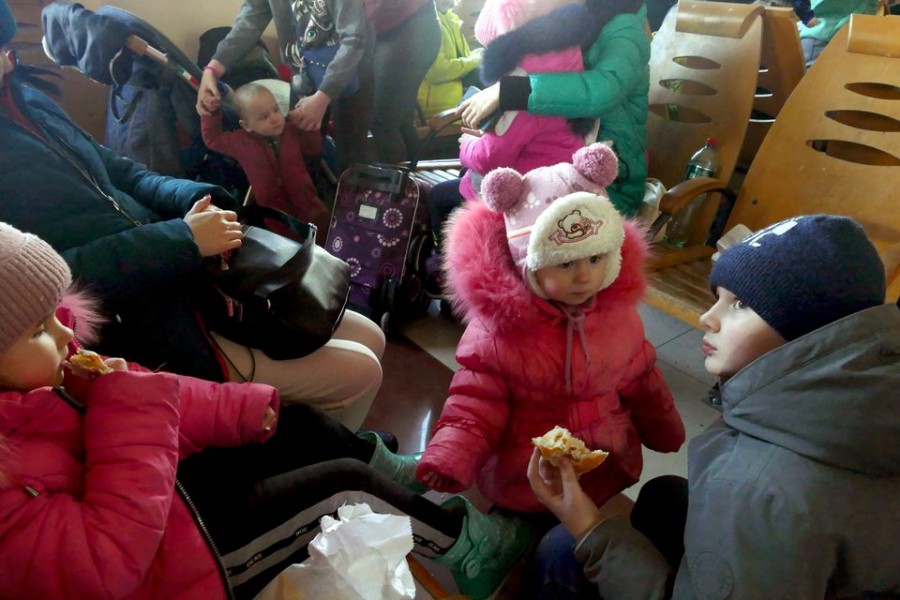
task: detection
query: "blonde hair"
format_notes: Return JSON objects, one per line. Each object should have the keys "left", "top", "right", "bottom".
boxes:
{"left": 232, "top": 82, "right": 276, "bottom": 121}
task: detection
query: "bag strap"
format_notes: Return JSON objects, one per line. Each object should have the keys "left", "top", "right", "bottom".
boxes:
{"left": 240, "top": 205, "right": 317, "bottom": 244}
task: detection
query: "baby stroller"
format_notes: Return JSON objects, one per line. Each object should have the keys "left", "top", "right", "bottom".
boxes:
{"left": 40, "top": 3, "right": 245, "bottom": 191}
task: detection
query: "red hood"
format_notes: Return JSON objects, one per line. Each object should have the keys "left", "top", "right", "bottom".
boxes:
{"left": 443, "top": 200, "right": 649, "bottom": 336}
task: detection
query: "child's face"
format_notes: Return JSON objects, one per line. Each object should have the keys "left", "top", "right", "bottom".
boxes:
{"left": 239, "top": 91, "right": 286, "bottom": 138}
{"left": 534, "top": 255, "right": 609, "bottom": 306}
{"left": 700, "top": 287, "right": 786, "bottom": 381}
{"left": 0, "top": 314, "right": 73, "bottom": 391}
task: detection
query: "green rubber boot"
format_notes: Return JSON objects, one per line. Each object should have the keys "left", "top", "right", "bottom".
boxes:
{"left": 435, "top": 496, "right": 534, "bottom": 600}
{"left": 361, "top": 431, "right": 426, "bottom": 494}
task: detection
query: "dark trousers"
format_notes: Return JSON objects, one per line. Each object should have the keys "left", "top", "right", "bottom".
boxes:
{"left": 532, "top": 475, "right": 689, "bottom": 600}
{"left": 177, "top": 404, "right": 462, "bottom": 599}
{"left": 429, "top": 176, "right": 464, "bottom": 249}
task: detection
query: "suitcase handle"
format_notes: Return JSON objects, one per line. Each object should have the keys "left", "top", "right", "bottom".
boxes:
{"left": 345, "top": 163, "right": 409, "bottom": 195}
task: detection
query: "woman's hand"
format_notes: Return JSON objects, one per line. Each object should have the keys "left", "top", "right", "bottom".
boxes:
{"left": 527, "top": 448, "right": 605, "bottom": 539}
{"left": 290, "top": 91, "right": 331, "bottom": 131}
{"left": 184, "top": 195, "right": 243, "bottom": 257}
{"left": 457, "top": 82, "right": 500, "bottom": 129}
{"left": 196, "top": 60, "right": 225, "bottom": 116}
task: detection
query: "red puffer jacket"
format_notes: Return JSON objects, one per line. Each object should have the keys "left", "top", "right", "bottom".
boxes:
{"left": 0, "top": 307, "right": 279, "bottom": 599}
{"left": 418, "top": 202, "right": 685, "bottom": 512}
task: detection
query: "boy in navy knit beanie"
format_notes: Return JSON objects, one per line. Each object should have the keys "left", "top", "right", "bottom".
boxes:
{"left": 527, "top": 214, "right": 900, "bottom": 599}
{"left": 701, "top": 214, "right": 886, "bottom": 379}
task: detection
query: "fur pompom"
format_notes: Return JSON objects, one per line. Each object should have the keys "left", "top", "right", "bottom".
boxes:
{"left": 482, "top": 167, "right": 525, "bottom": 213}
{"left": 574, "top": 142, "right": 619, "bottom": 188}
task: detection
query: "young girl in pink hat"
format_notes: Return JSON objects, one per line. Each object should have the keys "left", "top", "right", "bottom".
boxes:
{"left": 418, "top": 143, "right": 685, "bottom": 513}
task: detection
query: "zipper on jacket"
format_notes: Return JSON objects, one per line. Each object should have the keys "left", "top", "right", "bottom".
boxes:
{"left": 176, "top": 479, "right": 237, "bottom": 600}
{"left": 4, "top": 101, "right": 143, "bottom": 227}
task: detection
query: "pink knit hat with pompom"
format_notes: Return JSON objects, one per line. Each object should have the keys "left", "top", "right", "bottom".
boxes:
{"left": 0, "top": 223, "right": 71, "bottom": 353}
{"left": 481, "top": 143, "right": 626, "bottom": 296}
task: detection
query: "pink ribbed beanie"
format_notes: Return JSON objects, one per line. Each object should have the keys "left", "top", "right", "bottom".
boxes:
{"left": 0, "top": 223, "right": 71, "bottom": 353}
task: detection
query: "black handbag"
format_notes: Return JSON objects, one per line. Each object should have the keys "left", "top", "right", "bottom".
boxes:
{"left": 206, "top": 206, "right": 351, "bottom": 360}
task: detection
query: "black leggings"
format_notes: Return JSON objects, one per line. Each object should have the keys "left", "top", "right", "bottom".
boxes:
{"left": 177, "top": 404, "right": 462, "bottom": 599}
{"left": 630, "top": 475, "right": 689, "bottom": 569}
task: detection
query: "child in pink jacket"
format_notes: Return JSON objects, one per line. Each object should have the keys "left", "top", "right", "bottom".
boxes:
{"left": 0, "top": 221, "right": 531, "bottom": 600}
{"left": 418, "top": 144, "right": 686, "bottom": 513}
{"left": 458, "top": 0, "right": 598, "bottom": 200}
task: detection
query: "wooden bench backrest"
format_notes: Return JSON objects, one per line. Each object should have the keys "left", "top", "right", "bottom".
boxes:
{"left": 738, "top": 7, "right": 806, "bottom": 166}
{"left": 728, "top": 13, "right": 900, "bottom": 299}
{"left": 647, "top": 1, "right": 765, "bottom": 189}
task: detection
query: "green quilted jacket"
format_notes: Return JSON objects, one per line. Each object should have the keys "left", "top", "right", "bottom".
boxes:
{"left": 526, "top": 7, "right": 650, "bottom": 216}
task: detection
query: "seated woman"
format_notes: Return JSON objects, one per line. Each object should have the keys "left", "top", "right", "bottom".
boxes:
{"left": 0, "top": 13, "right": 381, "bottom": 431}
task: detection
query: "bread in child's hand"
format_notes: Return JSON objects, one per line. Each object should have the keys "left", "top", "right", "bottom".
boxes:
{"left": 66, "top": 349, "right": 114, "bottom": 376}
{"left": 532, "top": 426, "right": 609, "bottom": 475}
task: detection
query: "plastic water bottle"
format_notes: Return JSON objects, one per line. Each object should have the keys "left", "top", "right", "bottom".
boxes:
{"left": 664, "top": 138, "right": 721, "bottom": 246}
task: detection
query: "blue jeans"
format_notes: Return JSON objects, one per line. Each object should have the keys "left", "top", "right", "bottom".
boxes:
{"left": 533, "top": 524, "right": 599, "bottom": 600}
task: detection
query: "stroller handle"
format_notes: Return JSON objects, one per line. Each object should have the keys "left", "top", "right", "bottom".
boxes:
{"left": 124, "top": 35, "right": 230, "bottom": 98}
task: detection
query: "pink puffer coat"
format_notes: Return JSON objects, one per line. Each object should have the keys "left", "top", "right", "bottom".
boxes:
{"left": 418, "top": 202, "right": 685, "bottom": 512}
{"left": 0, "top": 306, "right": 279, "bottom": 599}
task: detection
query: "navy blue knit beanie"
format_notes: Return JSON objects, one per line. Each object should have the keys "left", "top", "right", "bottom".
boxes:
{"left": 0, "top": 0, "right": 15, "bottom": 48}
{"left": 710, "top": 215, "right": 885, "bottom": 341}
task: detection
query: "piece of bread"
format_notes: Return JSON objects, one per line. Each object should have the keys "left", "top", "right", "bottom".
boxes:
{"left": 532, "top": 426, "right": 609, "bottom": 474}
{"left": 67, "top": 349, "right": 114, "bottom": 375}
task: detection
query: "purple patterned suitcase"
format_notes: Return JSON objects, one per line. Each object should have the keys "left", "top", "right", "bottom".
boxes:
{"left": 326, "top": 163, "right": 433, "bottom": 330}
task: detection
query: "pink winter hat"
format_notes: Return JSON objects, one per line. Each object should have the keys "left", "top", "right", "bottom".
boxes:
{"left": 481, "top": 143, "right": 626, "bottom": 296}
{"left": 0, "top": 223, "right": 71, "bottom": 353}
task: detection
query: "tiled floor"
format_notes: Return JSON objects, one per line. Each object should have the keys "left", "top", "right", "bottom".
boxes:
{"left": 398, "top": 300, "right": 721, "bottom": 501}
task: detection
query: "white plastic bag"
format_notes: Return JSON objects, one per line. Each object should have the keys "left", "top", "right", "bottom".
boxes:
{"left": 255, "top": 503, "right": 416, "bottom": 600}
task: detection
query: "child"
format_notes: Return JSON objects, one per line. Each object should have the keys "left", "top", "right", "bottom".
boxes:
{"left": 201, "top": 82, "right": 329, "bottom": 241}
{"left": 528, "top": 215, "right": 900, "bottom": 598}
{"left": 417, "top": 0, "right": 484, "bottom": 119}
{"left": 457, "top": 0, "right": 597, "bottom": 201}
{"left": 0, "top": 220, "right": 531, "bottom": 600}
{"left": 417, "top": 144, "right": 686, "bottom": 513}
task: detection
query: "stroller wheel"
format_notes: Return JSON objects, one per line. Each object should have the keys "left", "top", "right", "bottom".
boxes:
{"left": 380, "top": 311, "right": 391, "bottom": 333}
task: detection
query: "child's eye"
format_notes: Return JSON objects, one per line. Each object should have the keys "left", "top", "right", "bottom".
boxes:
{"left": 32, "top": 324, "right": 47, "bottom": 338}
{"left": 733, "top": 299, "right": 747, "bottom": 310}
{"left": 589, "top": 255, "right": 603, "bottom": 264}
{"left": 559, "top": 261, "right": 574, "bottom": 269}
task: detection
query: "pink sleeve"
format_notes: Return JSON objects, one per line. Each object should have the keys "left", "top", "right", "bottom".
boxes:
{"left": 174, "top": 376, "right": 280, "bottom": 457}
{"left": 617, "top": 341, "right": 686, "bottom": 453}
{"left": 417, "top": 328, "right": 511, "bottom": 491}
{"left": 0, "top": 371, "right": 182, "bottom": 599}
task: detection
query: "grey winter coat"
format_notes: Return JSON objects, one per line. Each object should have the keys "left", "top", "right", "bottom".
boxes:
{"left": 575, "top": 302, "right": 900, "bottom": 599}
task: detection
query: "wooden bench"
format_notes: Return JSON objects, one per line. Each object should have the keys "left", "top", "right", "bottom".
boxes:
{"left": 647, "top": 1, "right": 765, "bottom": 194}
{"left": 645, "top": 14, "right": 900, "bottom": 328}
{"left": 738, "top": 6, "right": 806, "bottom": 168}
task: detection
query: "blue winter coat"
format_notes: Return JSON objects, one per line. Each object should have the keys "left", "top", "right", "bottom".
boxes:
{"left": 0, "top": 77, "right": 236, "bottom": 380}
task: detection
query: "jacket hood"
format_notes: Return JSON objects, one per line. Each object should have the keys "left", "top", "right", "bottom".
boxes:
{"left": 443, "top": 200, "right": 648, "bottom": 336}
{"left": 720, "top": 303, "right": 900, "bottom": 476}
{"left": 480, "top": 3, "right": 597, "bottom": 85}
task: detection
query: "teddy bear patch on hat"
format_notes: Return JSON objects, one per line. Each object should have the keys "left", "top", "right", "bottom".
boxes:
{"left": 481, "top": 142, "right": 626, "bottom": 296}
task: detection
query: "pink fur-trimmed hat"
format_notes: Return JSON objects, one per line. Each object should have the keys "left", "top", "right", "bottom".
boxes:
{"left": 481, "top": 143, "right": 625, "bottom": 296}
